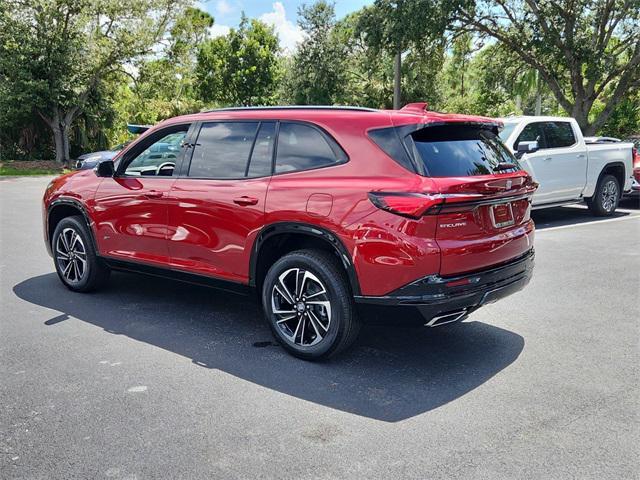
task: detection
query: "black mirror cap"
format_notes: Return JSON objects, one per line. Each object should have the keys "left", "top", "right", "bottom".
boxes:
{"left": 95, "top": 160, "right": 115, "bottom": 177}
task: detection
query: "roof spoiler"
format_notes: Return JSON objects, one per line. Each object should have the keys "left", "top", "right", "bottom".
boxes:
{"left": 400, "top": 102, "right": 429, "bottom": 113}
{"left": 127, "top": 124, "right": 152, "bottom": 135}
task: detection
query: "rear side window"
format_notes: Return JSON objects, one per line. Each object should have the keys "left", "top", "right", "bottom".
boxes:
{"left": 189, "top": 122, "right": 258, "bottom": 178}
{"left": 247, "top": 122, "right": 276, "bottom": 177}
{"left": 368, "top": 127, "right": 416, "bottom": 172}
{"left": 515, "top": 122, "right": 546, "bottom": 150}
{"left": 407, "top": 125, "right": 519, "bottom": 177}
{"left": 543, "top": 121, "right": 576, "bottom": 148}
{"left": 275, "top": 123, "right": 344, "bottom": 174}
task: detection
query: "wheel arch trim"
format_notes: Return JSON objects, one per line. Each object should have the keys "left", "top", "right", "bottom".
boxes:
{"left": 249, "top": 221, "right": 361, "bottom": 295}
{"left": 47, "top": 197, "right": 99, "bottom": 254}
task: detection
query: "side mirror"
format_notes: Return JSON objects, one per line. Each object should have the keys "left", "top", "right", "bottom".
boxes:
{"left": 95, "top": 160, "right": 115, "bottom": 178}
{"left": 515, "top": 140, "right": 539, "bottom": 159}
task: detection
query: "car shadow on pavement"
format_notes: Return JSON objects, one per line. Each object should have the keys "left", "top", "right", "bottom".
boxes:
{"left": 13, "top": 272, "right": 524, "bottom": 423}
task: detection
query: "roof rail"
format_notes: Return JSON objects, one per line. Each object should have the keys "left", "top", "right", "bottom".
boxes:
{"left": 203, "top": 105, "right": 379, "bottom": 113}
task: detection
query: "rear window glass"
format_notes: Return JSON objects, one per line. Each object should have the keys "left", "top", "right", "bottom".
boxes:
{"left": 407, "top": 125, "right": 520, "bottom": 177}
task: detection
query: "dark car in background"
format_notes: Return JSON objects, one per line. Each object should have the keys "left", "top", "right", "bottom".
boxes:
{"left": 75, "top": 142, "right": 129, "bottom": 170}
{"left": 74, "top": 125, "right": 150, "bottom": 170}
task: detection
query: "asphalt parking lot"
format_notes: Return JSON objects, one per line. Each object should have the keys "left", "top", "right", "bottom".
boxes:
{"left": 1, "top": 176, "right": 639, "bottom": 479}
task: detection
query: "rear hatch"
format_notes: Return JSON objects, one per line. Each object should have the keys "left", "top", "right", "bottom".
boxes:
{"left": 370, "top": 122, "right": 537, "bottom": 276}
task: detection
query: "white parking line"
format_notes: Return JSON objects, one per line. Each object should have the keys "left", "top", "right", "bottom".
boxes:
{"left": 537, "top": 213, "right": 640, "bottom": 233}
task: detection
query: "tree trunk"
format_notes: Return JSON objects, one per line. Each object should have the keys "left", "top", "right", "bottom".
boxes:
{"left": 534, "top": 93, "right": 542, "bottom": 116}
{"left": 62, "top": 124, "right": 71, "bottom": 163}
{"left": 393, "top": 51, "right": 401, "bottom": 110}
{"left": 52, "top": 126, "right": 65, "bottom": 164}
{"left": 38, "top": 108, "right": 76, "bottom": 164}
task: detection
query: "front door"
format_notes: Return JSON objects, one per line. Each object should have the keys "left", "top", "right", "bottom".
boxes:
{"left": 516, "top": 121, "right": 586, "bottom": 205}
{"left": 93, "top": 125, "right": 191, "bottom": 266}
{"left": 167, "top": 121, "right": 275, "bottom": 283}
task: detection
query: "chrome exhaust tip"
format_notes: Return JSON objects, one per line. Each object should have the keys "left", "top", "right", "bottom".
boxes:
{"left": 425, "top": 309, "right": 468, "bottom": 327}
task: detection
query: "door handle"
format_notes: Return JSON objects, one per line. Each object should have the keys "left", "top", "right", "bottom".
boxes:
{"left": 577, "top": 153, "right": 586, "bottom": 158}
{"left": 544, "top": 157, "right": 553, "bottom": 161}
{"left": 233, "top": 196, "right": 259, "bottom": 206}
{"left": 143, "top": 190, "right": 164, "bottom": 199}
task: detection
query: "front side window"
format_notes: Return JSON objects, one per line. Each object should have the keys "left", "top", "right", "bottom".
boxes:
{"left": 543, "top": 122, "right": 576, "bottom": 148}
{"left": 189, "top": 122, "right": 258, "bottom": 178}
{"left": 407, "top": 125, "right": 520, "bottom": 177}
{"left": 515, "top": 122, "right": 546, "bottom": 150}
{"left": 125, "top": 130, "right": 187, "bottom": 176}
{"left": 275, "top": 123, "right": 341, "bottom": 174}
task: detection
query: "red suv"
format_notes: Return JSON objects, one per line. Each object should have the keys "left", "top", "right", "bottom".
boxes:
{"left": 43, "top": 104, "right": 537, "bottom": 359}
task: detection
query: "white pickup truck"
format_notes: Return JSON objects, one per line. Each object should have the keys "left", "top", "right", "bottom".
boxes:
{"left": 498, "top": 116, "right": 634, "bottom": 215}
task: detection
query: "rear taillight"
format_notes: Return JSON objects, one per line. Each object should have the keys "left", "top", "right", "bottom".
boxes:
{"left": 368, "top": 192, "right": 443, "bottom": 219}
{"left": 368, "top": 192, "right": 491, "bottom": 218}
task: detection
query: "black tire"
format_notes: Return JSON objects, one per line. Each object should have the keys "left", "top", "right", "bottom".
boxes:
{"left": 588, "top": 174, "right": 620, "bottom": 216}
{"left": 262, "top": 249, "right": 360, "bottom": 360}
{"left": 52, "top": 216, "right": 110, "bottom": 292}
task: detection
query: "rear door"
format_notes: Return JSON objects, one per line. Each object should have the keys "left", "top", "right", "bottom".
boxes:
{"left": 167, "top": 120, "right": 275, "bottom": 283}
{"left": 405, "top": 124, "right": 537, "bottom": 276}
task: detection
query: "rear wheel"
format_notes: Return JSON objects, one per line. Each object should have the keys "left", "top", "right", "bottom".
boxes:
{"left": 262, "top": 249, "right": 360, "bottom": 360}
{"left": 52, "top": 216, "right": 110, "bottom": 292}
{"left": 588, "top": 174, "right": 620, "bottom": 216}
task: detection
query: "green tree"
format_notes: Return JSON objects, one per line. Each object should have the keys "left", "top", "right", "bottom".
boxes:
{"left": 196, "top": 16, "right": 281, "bottom": 106}
{"left": 357, "top": 0, "right": 462, "bottom": 108}
{"left": 0, "top": 0, "right": 188, "bottom": 163}
{"left": 456, "top": 0, "right": 640, "bottom": 134}
{"left": 282, "top": 1, "right": 348, "bottom": 105}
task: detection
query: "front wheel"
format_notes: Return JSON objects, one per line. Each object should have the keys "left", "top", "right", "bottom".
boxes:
{"left": 262, "top": 249, "right": 360, "bottom": 360}
{"left": 52, "top": 216, "right": 110, "bottom": 292}
{"left": 588, "top": 174, "right": 620, "bottom": 216}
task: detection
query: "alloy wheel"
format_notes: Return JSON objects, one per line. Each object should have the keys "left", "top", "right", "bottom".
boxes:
{"left": 271, "top": 268, "right": 332, "bottom": 346}
{"left": 56, "top": 227, "right": 87, "bottom": 284}
{"left": 601, "top": 179, "right": 618, "bottom": 212}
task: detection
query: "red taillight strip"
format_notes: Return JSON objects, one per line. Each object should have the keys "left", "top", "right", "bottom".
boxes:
{"left": 369, "top": 187, "right": 537, "bottom": 219}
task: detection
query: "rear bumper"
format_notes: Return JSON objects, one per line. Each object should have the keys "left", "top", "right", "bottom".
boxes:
{"left": 624, "top": 178, "right": 640, "bottom": 197}
{"left": 354, "top": 249, "right": 534, "bottom": 324}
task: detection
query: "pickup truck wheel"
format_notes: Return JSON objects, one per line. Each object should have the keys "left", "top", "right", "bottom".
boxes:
{"left": 588, "top": 174, "right": 620, "bottom": 216}
{"left": 52, "top": 216, "right": 110, "bottom": 292}
{"left": 262, "top": 249, "right": 360, "bottom": 360}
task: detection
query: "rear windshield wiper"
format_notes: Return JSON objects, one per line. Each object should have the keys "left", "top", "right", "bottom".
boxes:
{"left": 493, "top": 162, "right": 517, "bottom": 171}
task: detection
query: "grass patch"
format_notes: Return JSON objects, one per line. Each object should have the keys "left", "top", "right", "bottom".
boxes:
{"left": 0, "top": 161, "right": 66, "bottom": 176}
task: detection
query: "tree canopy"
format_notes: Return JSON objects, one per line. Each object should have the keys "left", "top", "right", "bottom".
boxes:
{"left": 0, "top": 0, "right": 638, "bottom": 162}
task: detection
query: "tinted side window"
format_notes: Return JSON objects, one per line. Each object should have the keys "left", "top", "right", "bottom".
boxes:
{"left": 368, "top": 127, "right": 416, "bottom": 172}
{"left": 515, "top": 122, "right": 546, "bottom": 150}
{"left": 189, "top": 122, "right": 258, "bottom": 178}
{"left": 275, "top": 123, "right": 340, "bottom": 174}
{"left": 543, "top": 122, "right": 576, "bottom": 148}
{"left": 125, "top": 130, "right": 187, "bottom": 177}
{"left": 247, "top": 122, "right": 276, "bottom": 178}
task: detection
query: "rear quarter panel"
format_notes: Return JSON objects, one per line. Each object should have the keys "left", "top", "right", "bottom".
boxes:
{"left": 583, "top": 142, "right": 635, "bottom": 196}
{"left": 264, "top": 116, "right": 443, "bottom": 296}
